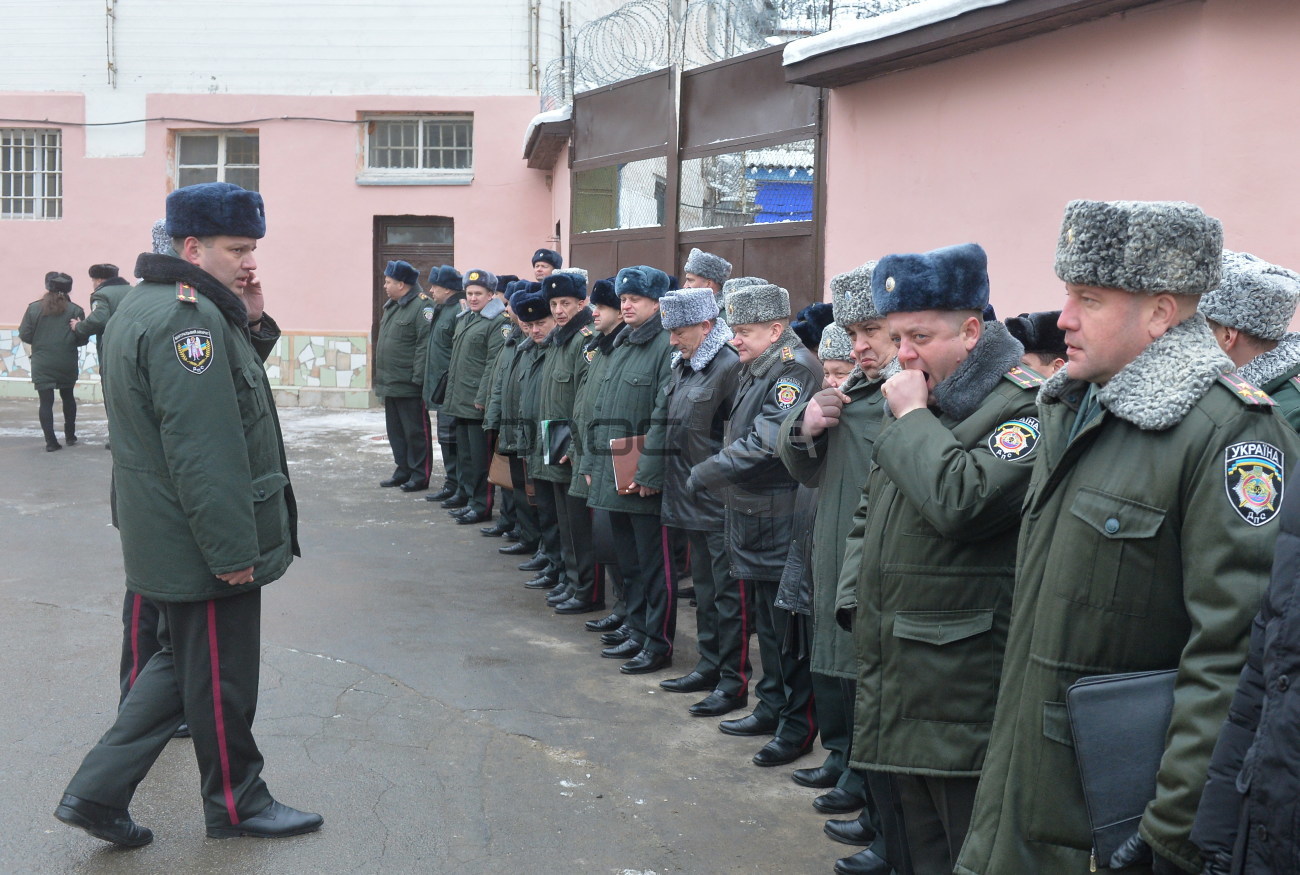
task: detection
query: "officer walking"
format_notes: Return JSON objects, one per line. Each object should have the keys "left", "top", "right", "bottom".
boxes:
{"left": 374, "top": 260, "right": 434, "bottom": 491}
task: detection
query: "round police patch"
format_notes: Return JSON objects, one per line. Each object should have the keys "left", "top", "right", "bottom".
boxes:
{"left": 988, "top": 417, "right": 1040, "bottom": 461}
{"left": 1225, "top": 441, "right": 1284, "bottom": 526}
{"left": 501, "top": 326, "right": 511, "bottom": 339}
{"left": 423, "top": 307, "right": 435, "bottom": 322}
{"left": 585, "top": 349, "right": 597, "bottom": 363}
{"left": 173, "top": 328, "right": 214, "bottom": 375}
{"left": 774, "top": 380, "right": 802, "bottom": 409}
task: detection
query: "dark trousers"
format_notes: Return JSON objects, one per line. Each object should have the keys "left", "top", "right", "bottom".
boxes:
{"left": 552, "top": 483, "right": 598, "bottom": 602}
{"left": 435, "top": 411, "right": 463, "bottom": 496}
{"left": 453, "top": 417, "right": 491, "bottom": 514}
{"left": 38, "top": 386, "right": 76, "bottom": 446}
{"left": 812, "top": 671, "right": 867, "bottom": 800}
{"left": 684, "top": 529, "right": 751, "bottom": 695}
{"left": 499, "top": 483, "right": 517, "bottom": 530}
{"left": 119, "top": 592, "right": 162, "bottom": 705}
{"left": 609, "top": 511, "right": 676, "bottom": 656}
{"left": 509, "top": 456, "right": 539, "bottom": 547}
{"left": 591, "top": 508, "right": 625, "bottom": 616}
{"left": 66, "top": 589, "right": 273, "bottom": 829}
{"left": 893, "top": 774, "right": 979, "bottom": 875}
{"left": 866, "top": 770, "right": 913, "bottom": 875}
{"left": 384, "top": 396, "right": 430, "bottom": 486}
{"left": 749, "top": 579, "right": 817, "bottom": 746}
{"left": 531, "top": 475, "right": 564, "bottom": 573}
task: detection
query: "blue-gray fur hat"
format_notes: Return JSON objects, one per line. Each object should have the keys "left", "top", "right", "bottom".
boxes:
{"left": 544, "top": 268, "right": 589, "bottom": 302}
{"left": 873, "top": 243, "right": 989, "bottom": 314}
{"left": 792, "top": 302, "right": 835, "bottom": 351}
{"left": 510, "top": 285, "right": 550, "bottom": 322}
{"left": 1054, "top": 199, "right": 1222, "bottom": 295}
{"left": 830, "top": 261, "right": 882, "bottom": 329}
{"left": 464, "top": 269, "right": 498, "bottom": 292}
{"left": 496, "top": 274, "right": 520, "bottom": 295}
{"left": 385, "top": 260, "right": 419, "bottom": 286}
{"left": 591, "top": 277, "right": 619, "bottom": 309}
{"left": 1199, "top": 250, "right": 1300, "bottom": 341}
{"left": 616, "top": 266, "right": 671, "bottom": 301}
{"left": 725, "top": 283, "right": 790, "bottom": 325}
{"left": 166, "top": 182, "right": 265, "bottom": 240}
{"left": 428, "top": 264, "right": 463, "bottom": 291}
{"left": 683, "top": 248, "right": 732, "bottom": 285}
{"left": 819, "top": 324, "right": 854, "bottom": 362}
{"left": 532, "top": 248, "right": 563, "bottom": 269}
{"left": 659, "top": 289, "right": 720, "bottom": 329}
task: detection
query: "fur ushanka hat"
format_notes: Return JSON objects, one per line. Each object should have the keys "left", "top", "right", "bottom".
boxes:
{"left": 384, "top": 260, "right": 419, "bottom": 287}
{"left": 1198, "top": 250, "right": 1300, "bottom": 341}
{"left": 590, "top": 277, "right": 619, "bottom": 309}
{"left": 166, "top": 182, "right": 265, "bottom": 239}
{"left": 818, "top": 323, "right": 854, "bottom": 362}
{"left": 683, "top": 248, "right": 732, "bottom": 285}
{"left": 45, "top": 271, "right": 73, "bottom": 294}
{"left": 724, "top": 282, "right": 791, "bottom": 325}
{"left": 543, "top": 269, "right": 589, "bottom": 302}
{"left": 873, "top": 243, "right": 990, "bottom": 315}
{"left": 659, "top": 289, "right": 720, "bottom": 329}
{"left": 531, "top": 248, "right": 563, "bottom": 269}
{"left": 510, "top": 284, "right": 550, "bottom": 322}
{"left": 792, "top": 301, "right": 835, "bottom": 351}
{"left": 615, "top": 266, "right": 671, "bottom": 301}
{"left": 1005, "top": 311, "right": 1067, "bottom": 358}
{"left": 428, "top": 265, "right": 463, "bottom": 291}
{"left": 830, "top": 261, "right": 882, "bottom": 329}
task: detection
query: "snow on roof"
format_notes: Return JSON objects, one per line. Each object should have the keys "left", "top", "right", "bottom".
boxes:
{"left": 745, "top": 148, "right": 816, "bottom": 169}
{"left": 783, "top": 0, "right": 1010, "bottom": 66}
{"left": 522, "top": 104, "right": 573, "bottom": 156}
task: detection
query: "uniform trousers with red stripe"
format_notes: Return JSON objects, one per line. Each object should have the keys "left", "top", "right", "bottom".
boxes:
{"left": 66, "top": 588, "right": 273, "bottom": 829}
{"left": 119, "top": 592, "right": 162, "bottom": 705}
{"left": 748, "top": 579, "right": 817, "bottom": 746}
{"left": 384, "top": 396, "right": 431, "bottom": 486}
{"left": 608, "top": 510, "right": 676, "bottom": 657}
{"left": 684, "top": 529, "right": 752, "bottom": 696}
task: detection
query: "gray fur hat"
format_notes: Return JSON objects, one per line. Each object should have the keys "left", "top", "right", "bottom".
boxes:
{"left": 719, "top": 275, "right": 766, "bottom": 304}
{"left": 151, "top": 218, "right": 171, "bottom": 254}
{"left": 1199, "top": 250, "right": 1300, "bottom": 341}
{"left": 660, "top": 289, "right": 720, "bottom": 329}
{"left": 1054, "top": 199, "right": 1223, "bottom": 295}
{"left": 683, "top": 248, "right": 733, "bottom": 285}
{"left": 831, "top": 261, "right": 882, "bottom": 328}
{"left": 724, "top": 282, "right": 790, "bottom": 325}
{"left": 818, "top": 323, "right": 854, "bottom": 362}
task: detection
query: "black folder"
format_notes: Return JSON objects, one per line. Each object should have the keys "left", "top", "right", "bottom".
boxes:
{"left": 1065, "top": 668, "right": 1178, "bottom": 867}
{"left": 541, "top": 419, "right": 572, "bottom": 466}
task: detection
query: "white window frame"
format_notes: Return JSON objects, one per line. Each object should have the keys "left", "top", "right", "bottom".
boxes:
{"left": 358, "top": 114, "right": 474, "bottom": 186}
{"left": 174, "top": 130, "right": 260, "bottom": 190}
{"left": 1, "top": 128, "right": 62, "bottom": 220}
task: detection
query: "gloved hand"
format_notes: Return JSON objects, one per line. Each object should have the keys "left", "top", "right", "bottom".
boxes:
{"left": 1201, "top": 851, "right": 1232, "bottom": 875}
{"left": 836, "top": 606, "right": 855, "bottom": 632}
{"left": 1110, "top": 833, "right": 1180, "bottom": 874}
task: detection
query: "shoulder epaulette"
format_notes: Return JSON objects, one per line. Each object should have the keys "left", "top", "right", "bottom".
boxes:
{"left": 580, "top": 325, "right": 593, "bottom": 337}
{"left": 1291, "top": 375, "right": 1300, "bottom": 393}
{"left": 780, "top": 345, "right": 794, "bottom": 362}
{"left": 176, "top": 282, "right": 198, "bottom": 304}
{"left": 1219, "top": 373, "right": 1277, "bottom": 406}
{"left": 1004, "top": 365, "right": 1045, "bottom": 390}
{"left": 418, "top": 292, "right": 429, "bottom": 300}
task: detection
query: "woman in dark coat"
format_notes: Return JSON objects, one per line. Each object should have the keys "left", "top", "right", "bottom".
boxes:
{"left": 18, "top": 271, "right": 87, "bottom": 451}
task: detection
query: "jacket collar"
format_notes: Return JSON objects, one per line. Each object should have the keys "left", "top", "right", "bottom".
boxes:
{"left": 544, "top": 306, "right": 594, "bottom": 349}
{"left": 1040, "top": 314, "right": 1232, "bottom": 431}
{"left": 614, "top": 312, "right": 664, "bottom": 348}
{"left": 587, "top": 322, "right": 626, "bottom": 354}
{"left": 434, "top": 290, "right": 465, "bottom": 312}
{"left": 930, "top": 319, "right": 1024, "bottom": 420}
{"left": 744, "top": 326, "right": 802, "bottom": 379}
{"left": 98, "top": 276, "right": 131, "bottom": 289}
{"left": 841, "top": 356, "right": 900, "bottom": 394}
{"left": 671, "top": 320, "right": 734, "bottom": 371}
{"left": 1238, "top": 332, "right": 1300, "bottom": 388}
{"left": 133, "top": 252, "right": 247, "bottom": 329}
{"left": 385, "top": 286, "right": 422, "bottom": 310}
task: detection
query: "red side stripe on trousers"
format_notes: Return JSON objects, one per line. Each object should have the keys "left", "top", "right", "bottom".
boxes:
{"left": 128, "top": 594, "right": 143, "bottom": 688}
{"left": 800, "top": 691, "right": 818, "bottom": 748}
{"left": 737, "top": 579, "right": 750, "bottom": 687}
{"left": 206, "top": 600, "right": 240, "bottom": 825}
{"left": 659, "top": 526, "right": 675, "bottom": 655}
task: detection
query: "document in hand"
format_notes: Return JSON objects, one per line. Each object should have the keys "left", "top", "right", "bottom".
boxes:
{"left": 609, "top": 434, "right": 646, "bottom": 495}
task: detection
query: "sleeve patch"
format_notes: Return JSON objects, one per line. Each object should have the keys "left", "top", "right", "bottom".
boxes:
{"left": 987, "top": 417, "right": 1040, "bottom": 460}
{"left": 423, "top": 307, "right": 435, "bottom": 322}
{"left": 1226, "top": 441, "right": 1284, "bottom": 526}
{"left": 774, "top": 380, "right": 802, "bottom": 409}
{"left": 502, "top": 326, "right": 512, "bottom": 338}
{"left": 173, "top": 328, "right": 214, "bottom": 374}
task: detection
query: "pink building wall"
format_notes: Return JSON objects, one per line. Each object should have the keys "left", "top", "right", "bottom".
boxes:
{"left": 819, "top": 0, "right": 1300, "bottom": 316}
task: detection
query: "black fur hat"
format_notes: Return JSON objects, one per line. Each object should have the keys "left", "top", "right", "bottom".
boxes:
{"left": 590, "top": 277, "right": 618, "bottom": 309}
{"left": 166, "top": 182, "right": 265, "bottom": 239}
{"left": 1005, "top": 311, "right": 1066, "bottom": 357}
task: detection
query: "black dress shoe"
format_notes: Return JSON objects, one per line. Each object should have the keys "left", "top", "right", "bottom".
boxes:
{"left": 585, "top": 612, "right": 624, "bottom": 633}
{"left": 456, "top": 511, "right": 491, "bottom": 525}
{"left": 206, "top": 800, "right": 324, "bottom": 839}
{"left": 54, "top": 794, "right": 153, "bottom": 847}
{"left": 659, "top": 670, "right": 719, "bottom": 693}
{"left": 440, "top": 495, "right": 469, "bottom": 509}
{"left": 428, "top": 484, "right": 457, "bottom": 502}
{"left": 523, "top": 573, "right": 558, "bottom": 589}
{"left": 792, "top": 764, "right": 841, "bottom": 789}
{"left": 518, "top": 554, "right": 549, "bottom": 572}
{"left": 480, "top": 519, "right": 512, "bottom": 537}
{"left": 505, "top": 528, "right": 522, "bottom": 541}
{"left": 46, "top": 443, "right": 63, "bottom": 452}
{"left": 449, "top": 506, "right": 475, "bottom": 519}
{"left": 545, "top": 587, "right": 571, "bottom": 605}
{"left": 688, "top": 690, "right": 748, "bottom": 717}
{"left": 719, "top": 712, "right": 778, "bottom": 737}
{"left": 753, "top": 737, "right": 814, "bottom": 767}
{"left": 824, "top": 813, "right": 876, "bottom": 847}
{"left": 380, "top": 477, "right": 403, "bottom": 487}
{"left": 601, "top": 638, "right": 641, "bottom": 659}
{"left": 499, "top": 541, "right": 537, "bottom": 556}
{"left": 620, "top": 649, "right": 671, "bottom": 674}
{"left": 814, "top": 787, "right": 866, "bottom": 815}
{"left": 174, "top": 722, "right": 192, "bottom": 739}
{"left": 600, "top": 624, "right": 633, "bottom": 645}
{"left": 399, "top": 480, "right": 428, "bottom": 492}
{"left": 555, "top": 597, "right": 605, "bottom": 615}
{"left": 834, "top": 847, "right": 891, "bottom": 874}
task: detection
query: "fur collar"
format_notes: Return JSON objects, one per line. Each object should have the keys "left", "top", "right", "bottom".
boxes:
{"left": 745, "top": 326, "right": 803, "bottom": 379}
{"left": 931, "top": 320, "right": 1023, "bottom": 420}
{"left": 1040, "top": 314, "right": 1232, "bottom": 431}
{"left": 671, "top": 320, "right": 734, "bottom": 371}
{"left": 1238, "top": 332, "right": 1300, "bottom": 387}
{"left": 614, "top": 312, "right": 664, "bottom": 348}
{"left": 587, "top": 322, "right": 626, "bottom": 355}
{"left": 134, "top": 252, "right": 247, "bottom": 329}
{"left": 481, "top": 298, "right": 506, "bottom": 319}
{"left": 841, "top": 356, "right": 900, "bottom": 394}
{"left": 544, "top": 306, "right": 594, "bottom": 349}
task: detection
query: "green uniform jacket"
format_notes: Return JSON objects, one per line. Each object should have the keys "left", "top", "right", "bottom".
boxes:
{"left": 443, "top": 299, "right": 507, "bottom": 420}
{"left": 568, "top": 324, "right": 625, "bottom": 500}
{"left": 1236, "top": 334, "right": 1300, "bottom": 433}
{"left": 777, "top": 365, "right": 891, "bottom": 678}
{"left": 517, "top": 335, "right": 548, "bottom": 466}
{"left": 957, "top": 317, "right": 1300, "bottom": 875}
{"left": 483, "top": 323, "right": 526, "bottom": 447}
{"left": 101, "top": 253, "right": 299, "bottom": 603}
{"left": 19, "top": 299, "right": 88, "bottom": 390}
{"left": 845, "top": 369, "right": 1040, "bottom": 778}
{"left": 374, "top": 287, "right": 434, "bottom": 399}
{"left": 531, "top": 308, "right": 595, "bottom": 483}
{"left": 582, "top": 314, "right": 671, "bottom": 515}
{"left": 1263, "top": 368, "right": 1300, "bottom": 431}
{"left": 72, "top": 277, "right": 133, "bottom": 343}
{"left": 421, "top": 292, "right": 466, "bottom": 408}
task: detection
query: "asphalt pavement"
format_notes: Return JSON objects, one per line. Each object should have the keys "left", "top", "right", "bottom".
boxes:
{"left": 0, "top": 399, "right": 837, "bottom": 874}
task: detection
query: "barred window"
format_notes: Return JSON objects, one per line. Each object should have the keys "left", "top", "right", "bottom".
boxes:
{"left": 365, "top": 116, "right": 473, "bottom": 174}
{"left": 1, "top": 128, "right": 62, "bottom": 220}
{"left": 176, "top": 132, "right": 260, "bottom": 190}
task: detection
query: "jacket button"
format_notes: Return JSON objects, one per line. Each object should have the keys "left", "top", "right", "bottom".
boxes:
{"left": 1104, "top": 518, "right": 1120, "bottom": 534}
{"left": 257, "top": 489, "right": 266, "bottom": 499}
{"left": 1279, "top": 674, "right": 1291, "bottom": 692}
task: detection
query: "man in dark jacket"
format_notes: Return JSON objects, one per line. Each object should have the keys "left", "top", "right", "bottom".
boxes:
{"left": 656, "top": 288, "right": 746, "bottom": 715}
{"left": 54, "top": 181, "right": 321, "bottom": 847}
{"left": 74, "top": 264, "right": 133, "bottom": 347}
{"left": 374, "top": 260, "right": 434, "bottom": 491}
{"left": 686, "top": 280, "right": 821, "bottom": 768}
{"left": 421, "top": 265, "right": 467, "bottom": 503}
